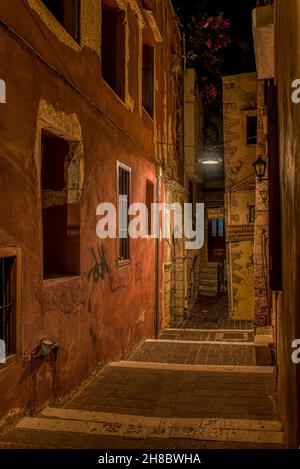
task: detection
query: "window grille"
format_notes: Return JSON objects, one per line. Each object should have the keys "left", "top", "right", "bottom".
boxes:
{"left": 0, "top": 256, "right": 16, "bottom": 357}
{"left": 118, "top": 164, "right": 130, "bottom": 261}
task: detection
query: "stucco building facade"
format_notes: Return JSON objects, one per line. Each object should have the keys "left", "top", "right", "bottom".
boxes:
{"left": 223, "top": 72, "right": 258, "bottom": 320}
{"left": 0, "top": 0, "right": 185, "bottom": 416}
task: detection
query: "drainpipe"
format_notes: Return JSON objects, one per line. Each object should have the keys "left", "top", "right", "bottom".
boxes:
{"left": 154, "top": 167, "right": 162, "bottom": 338}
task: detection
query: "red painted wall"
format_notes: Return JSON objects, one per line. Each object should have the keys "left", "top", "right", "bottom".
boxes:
{"left": 0, "top": 0, "right": 183, "bottom": 415}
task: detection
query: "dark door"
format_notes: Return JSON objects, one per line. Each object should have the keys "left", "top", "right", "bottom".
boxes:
{"left": 208, "top": 217, "right": 225, "bottom": 262}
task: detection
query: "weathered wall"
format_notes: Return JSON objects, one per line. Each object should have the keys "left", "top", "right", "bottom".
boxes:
{"left": 162, "top": 180, "right": 187, "bottom": 326}
{"left": 183, "top": 68, "right": 204, "bottom": 318}
{"left": 223, "top": 73, "right": 257, "bottom": 320}
{"left": 0, "top": 0, "right": 183, "bottom": 416}
{"left": 253, "top": 80, "right": 269, "bottom": 327}
{"left": 184, "top": 68, "right": 202, "bottom": 185}
{"left": 275, "top": 0, "right": 300, "bottom": 448}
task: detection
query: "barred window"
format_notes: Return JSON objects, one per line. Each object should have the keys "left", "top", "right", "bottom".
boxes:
{"left": 118, "top": 163, "right": 131, "bottom": 262}
{"left": 146, "top": 179, "right": 154, "bottom": 235}
{"left": 0, "top": 256, "right": 17, "bottom": 358}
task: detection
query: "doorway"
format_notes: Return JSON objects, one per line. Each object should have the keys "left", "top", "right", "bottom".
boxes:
{"left": 208, "top": 213, "right": 225, "bottom": 263}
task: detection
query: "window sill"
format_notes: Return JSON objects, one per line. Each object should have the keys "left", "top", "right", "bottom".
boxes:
{"left": 142, "top": 106, "right": 154, "bottom": 121}
{"left": 0, "top": 354, "right": 19, "bottom": 373}
{"left": 28, "top": 0, "right": 81, "bottom": 52}
{"left": 42, "top": 275, "right": 81, "bottom": 285}
{"left": 102, "top": 79, "right": 129, "bottom": 110}
{"left": 117, "top": 260, "right": 131, "bottom": 268}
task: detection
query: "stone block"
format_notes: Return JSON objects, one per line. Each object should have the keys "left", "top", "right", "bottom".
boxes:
{"left": 254, "top": 328, "right": 274, "bottom": 366}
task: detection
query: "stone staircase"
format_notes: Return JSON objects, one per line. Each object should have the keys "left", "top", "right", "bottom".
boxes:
{"left": 199, "top": 263, "right": 219, "bottom": 297}
{"left": 0, "top": 327, "right": 285, "bottom": 449}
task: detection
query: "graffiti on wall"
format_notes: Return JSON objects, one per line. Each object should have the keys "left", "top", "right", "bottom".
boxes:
{"left": 88, "top": 245, "right": 109, "bottom": 283}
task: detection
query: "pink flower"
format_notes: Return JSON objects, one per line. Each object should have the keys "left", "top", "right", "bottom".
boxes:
{"left": 205, "top": 83, "right": 218, "bottom": 99}
{"left": 205, "top": 38, "right": 212, "bottom": 49}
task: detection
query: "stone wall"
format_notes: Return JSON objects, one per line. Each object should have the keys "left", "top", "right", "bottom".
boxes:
{"left": 162, "top": 179, "right": 188, "bottom": 327}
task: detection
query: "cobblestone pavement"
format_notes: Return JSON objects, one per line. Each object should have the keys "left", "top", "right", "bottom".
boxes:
{"left": 173, "top": 294, "right": 253, "bottom": 331}
{"left": 159, "top": 329, "right": 254, "bottom": 342}
{"left": 174, "top": 294, "right": 228, "bottom": 329}
{"left": 0, "top": 327, "right": 285, "bottom": 449}
{"left": 129, "top": 340, "right": 256, "bottom": 366}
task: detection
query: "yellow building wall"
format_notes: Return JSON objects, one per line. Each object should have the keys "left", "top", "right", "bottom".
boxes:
{"left": 231, "top": 241, "right": 254, "bottom": 319}
{"left": 223, "top": 72, "right": 258, "bottom": 320}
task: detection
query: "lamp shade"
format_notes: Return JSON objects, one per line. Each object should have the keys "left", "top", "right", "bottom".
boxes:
{"left": 253, "top": 155, "right": 267, "bottom": 181}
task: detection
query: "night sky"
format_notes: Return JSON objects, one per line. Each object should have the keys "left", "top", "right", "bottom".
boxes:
{"left": 173, "top": 0, "right": 257, "bottom": 75}
{"left": 218, "top": 0, "right": 257, "bottom": 75}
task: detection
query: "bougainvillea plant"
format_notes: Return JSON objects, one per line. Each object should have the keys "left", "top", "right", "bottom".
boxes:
{"left": 173, "top": 1, "right": 231, "bottom": 103}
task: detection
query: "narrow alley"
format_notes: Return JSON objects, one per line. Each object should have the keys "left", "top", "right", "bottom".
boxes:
{"left": 1, "top": 0, "right": 300, "bottom": 459}
{"left": 0, "top": 324, "right": 284, "bottom": 449}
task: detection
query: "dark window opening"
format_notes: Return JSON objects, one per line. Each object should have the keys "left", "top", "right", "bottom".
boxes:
{"left": 248, "top": 205, "right": 255, "bottom": 224}
{"left": 142, "top": 45, "right": 154, "bottom": 116}
{"left": 41, "top": 0, "right": 80, "bottom": 42}
{"left": 118, "top": 164, "right": 130, "bottom": 261}
{"left": 189, "top": 180, "right": 195, "bottom": 219}
{"left": 146, "top": 179, "right": 154, "bottom": 235}
{"left": 142, "top": 0, "right": 153, "bottom": 9}
{"left": 175, "top": 103, "right": 182, "bottom": 154}
{"left": 101, "top": 2, "right": 126, "bottom": 100}
{"left": 41, "top": 130, "right": 80, "bottom": 278}
{"left": 246, "top": 115, "right": 257, "bottom": 145}
{"left": 0, "top": 256, "right": 17, "bottom": 357}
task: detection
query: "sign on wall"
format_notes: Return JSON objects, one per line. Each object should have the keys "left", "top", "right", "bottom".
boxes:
{"left": 0, "top": 79, "right": 6, "bottom": 103}
{"left": 226, "top": 224, "right": 254, "bottom": 243}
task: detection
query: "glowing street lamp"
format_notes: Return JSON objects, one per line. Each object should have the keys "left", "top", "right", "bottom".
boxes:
{"left": 201, "top": 159, "right": 220, "bottom": 165}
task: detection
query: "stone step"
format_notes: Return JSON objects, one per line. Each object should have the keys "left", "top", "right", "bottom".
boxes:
{"left": 200, "top": 267, "right": 218, "bottom": 275}
{"left": 67, "top": 364, "right": 278, "bottom": 421}
{"left": 32, "top": 409, "right": 284, "bottom": 445}
{"left": 198, "top": 291, "right": 218, "bottom": 297}
{"left": 0, "top": 358, "right": 283, "bottom": 449}
{"left": 199, "top": 284, "right": 218, "bottom": 289}
{"left": 128, "top": 339, "right": 256, "bottom": 366}
{"left": 200, "top": 275, "right": 217, "bottom": 283}
{"left": 160, "top": 329, "right": 254, "bottom": 343}
{"left": 0, "top": 408, "right": 285, "bottom": 448}
{"left": 199, "top": 286, "right": 218, "bottom": 295}
{"left": 200, "top": 278, "right": 218, "bottom": 286}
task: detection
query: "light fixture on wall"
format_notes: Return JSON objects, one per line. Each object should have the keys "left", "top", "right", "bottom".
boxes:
{"left": 201, "top": 159, "right": 220, "bottom": 165}
{"left": 259, "top": 189, "right": 268, "bottom": 205}
{"left": 253, "top": 155, "right": 267, "bottom": 182}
